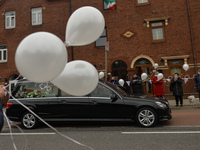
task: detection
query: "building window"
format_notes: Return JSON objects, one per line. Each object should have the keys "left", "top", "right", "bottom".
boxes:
{"left": 104, "top": 0, "right": 116, "bottom": 10}
{"left": 31, "top": 7, "right": 42, "bottom": 25}
{"left": 0, "top": 45, "right": 7, "bottom": 63}
{"left": 168, "top": 60, "right": 183, "bottom": 75}
{"left": 137, "top": 0, "right": 149, "bottom": 5}
{"left": 95, "top": 28, "right": 107, "bottom": 47}
{"left": 151, "top": 22, "right": 165, "bottom": 42}
{"left": 5, "top": 11, "right": 15, "bottom": 29}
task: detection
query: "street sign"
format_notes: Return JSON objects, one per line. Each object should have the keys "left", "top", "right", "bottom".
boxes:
{"left": 105, "top": 41, "right": 109, "bottom": 51}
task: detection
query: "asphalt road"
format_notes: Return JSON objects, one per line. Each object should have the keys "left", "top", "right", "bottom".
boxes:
{"left": 1, "top": 124, "right": 200, "bottom": 150}
{"left": 1, "top": 109, "right": 200, "bottom": 150}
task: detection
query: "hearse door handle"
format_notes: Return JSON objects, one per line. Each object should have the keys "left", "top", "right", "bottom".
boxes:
{"left": 92, "top": 100, "right": 98, "bottom": 105}
{"left": 61, "top": 100, "right": 68, "bottom": 104}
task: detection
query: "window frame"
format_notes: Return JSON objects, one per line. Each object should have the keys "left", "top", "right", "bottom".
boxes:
{"left": 31, "top": 7, "right": 42, "bottom": 26}
{"left": 95, "top": 27, "right": 107, "bottom": 47}
{"left": 168, "top": 59, "right": 184, "bottom": 76}
{"left": 90, "top": 83, "right": 114, "bottom": 98}
{"left": 5, "top": 11, "right": 15, "bottom": 29}
{"left": 150, "top": 21, "right": 165, "bottom": 42}
{"left": 14, "top": 82, "right": 59, "bottom": 98}
{"left": 136, "top": 0, "right": 150, "bottom": 6}
{"left": 0, "top": 45, "right": 7, "bottom": 63}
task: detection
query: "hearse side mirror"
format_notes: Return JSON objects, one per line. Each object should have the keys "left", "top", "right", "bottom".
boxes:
{"left": 110, "top": 94, "right": 118, "bottom": 102}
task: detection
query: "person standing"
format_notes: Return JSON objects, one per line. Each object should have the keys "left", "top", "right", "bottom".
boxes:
{"left": 152, "top": 71, "right": 165, "bottom": 98}
{"left": 170, "top": 73, "right": 183, "bottom": 106}
{"left": 0, "top": 85, "right": 5, "bottom": 132}
{"left": 110, "top": 76, "right": 119, "bottom": 86}
{"left": 130, "top": 72, "right": 142, "bottom": 96}
{"left": 194, "top": 69, "right": 200, "bottom": 102}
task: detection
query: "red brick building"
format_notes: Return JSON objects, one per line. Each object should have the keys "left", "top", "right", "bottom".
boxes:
{"left": 0, "top": 0, "right": 199, "bottom": 98}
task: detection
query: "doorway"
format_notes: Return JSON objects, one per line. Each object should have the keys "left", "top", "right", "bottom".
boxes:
{"left": 134, "top": 59, "right": 152, "bottom": 95}
{"left": 111, "top": 60, "right": 127, "bottom": 81}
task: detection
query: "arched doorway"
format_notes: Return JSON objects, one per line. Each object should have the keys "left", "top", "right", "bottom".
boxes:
{"left": 111, "top": 60, "right": 127, "bottom": 81}
{"left": 134, "top": 58, "right": 152, "bottom": 95}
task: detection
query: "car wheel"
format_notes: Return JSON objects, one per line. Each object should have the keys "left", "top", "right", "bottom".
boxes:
{"left": 21, "top": 112, "right": 39, "bottom": 129}
{"left": 135, "top": 107, "right": 158, "bottom": 127}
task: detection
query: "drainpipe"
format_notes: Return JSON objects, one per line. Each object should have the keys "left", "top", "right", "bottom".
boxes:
{"left": 186, "top": 0, "right": 197, "bottom": 73}
{"left": 69, "top": 0, "right": 74, "bottom": 60}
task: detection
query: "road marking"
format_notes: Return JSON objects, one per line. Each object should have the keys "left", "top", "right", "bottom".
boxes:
{"left": 0, "top": 133, "right": 56, "bottom": 136}
{"left": 122, "top": 131, "right": 200, "bottom": 134}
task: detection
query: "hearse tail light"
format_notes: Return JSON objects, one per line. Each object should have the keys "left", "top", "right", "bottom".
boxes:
{"left": 6, "top": 103, "right": 13, "bottom": 108}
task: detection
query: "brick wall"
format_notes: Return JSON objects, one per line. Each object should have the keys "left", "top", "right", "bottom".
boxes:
{"left": 0, "top": 0, "right": 199, "bottom": 98}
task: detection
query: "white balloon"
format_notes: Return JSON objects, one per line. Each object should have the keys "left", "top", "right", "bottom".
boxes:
{"left": 119, "top": 79, "right": 124, "bottom": 86}
{"left": 99, "top": 72, "right": 104, "bottom": 79}
{"left": 183, "top": 64, "right": 189, "bottom": 71}
{"left": 51, "top": 60, "right": 99, "bottom": 96}
{"left": 157, "top": 73, "right": 164, "bottom": 81}
{"left": 65, "top": 6, "right": 105, "bottom": 46}
{"left": 154, "top": 63, "right": 158, "bottom": 69}
{"left": 141, "top": 73, "right": 147, "bottom": 80}
{"left": 15, "top": 32, "right": 67, "bottom": 83}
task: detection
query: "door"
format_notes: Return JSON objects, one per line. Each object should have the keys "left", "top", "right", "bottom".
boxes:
{"left": 111, "top": 60, "right": 130, "bottom": 93}
{"left": 58, "top": 90, "right": 91, "bottom": 119}
{"left": 89, "top": 83, "right": 125, "bottom": 119}
{"left": 111, "top": 60, "right": 128, "bottom": 81}
{"left": 135, "top": 59, "right": 153, "bottom": 95}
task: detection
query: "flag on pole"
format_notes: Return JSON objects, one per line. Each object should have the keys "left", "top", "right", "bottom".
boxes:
{"left": 104, "top": 0, "right": 116, "bottom": 9}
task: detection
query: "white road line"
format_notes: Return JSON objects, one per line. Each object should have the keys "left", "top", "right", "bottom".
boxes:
{"left": 122, "top": 131, "right": 200, "bottom": 134}
{"left": 0, "top": 133, "right": 56, "bottom": 136}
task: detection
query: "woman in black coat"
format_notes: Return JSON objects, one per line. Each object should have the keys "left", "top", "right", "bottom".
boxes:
{"left": 130, "top": 73, "right": 142, "bottom": 96}
{"left": 170, "top": 73, "right": 183, "bottom": 106}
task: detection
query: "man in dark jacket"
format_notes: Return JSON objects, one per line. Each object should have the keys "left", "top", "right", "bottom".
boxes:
{"left": 110, "top": 76, "right": 119, "bottom": 86}
{"left": 170, "top": 73, "right": 183, "bottom": 106}
{"left": 194, "top": 69, "right": 200, "bottom": 102}
{"left": 130, "top": 72, "right": 142, "bottom": 96}
{"left": 0, "top": 85, "right": 5, "bottom": 132}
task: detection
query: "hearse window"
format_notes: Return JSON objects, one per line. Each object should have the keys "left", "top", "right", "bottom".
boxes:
{"left": 90, "top": 84, "right": 113, "bottom": 97}
{"left": 14, "top": 81, "right": 58, "bottom": 98}
{"left": 60, "top": 90, "right": 88, "bottom": 97}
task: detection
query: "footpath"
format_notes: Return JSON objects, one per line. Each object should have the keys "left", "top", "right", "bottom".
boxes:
{"left": 168, "top": 98, "right": 200, "bottom": 111}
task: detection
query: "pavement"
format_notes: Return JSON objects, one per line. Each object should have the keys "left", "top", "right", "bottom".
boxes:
{"left": 168, "top": 98, "right": 200, "bottom": 111}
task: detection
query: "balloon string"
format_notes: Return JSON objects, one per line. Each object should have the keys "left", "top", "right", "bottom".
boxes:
{"left": 9, "top": 119, "right": 28, "bottom": 150}
{"left": 4, "top": 75, "right": 94, "bottom": 150}
{"left": 3, "top": 111, "right": 18, "bottom": 150}
{"left": 3, "top": 112, "right": 28, "bottom": 150}
{"left": 4, "top": 75, "right": 22, "bottom": 89}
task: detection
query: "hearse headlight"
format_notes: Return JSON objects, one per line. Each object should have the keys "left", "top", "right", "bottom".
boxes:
{"left": 155, "top": 102, "right": 167, "bottom": 109}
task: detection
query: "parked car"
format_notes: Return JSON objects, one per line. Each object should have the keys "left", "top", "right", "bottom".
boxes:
{"left": 6, "top": 79, "right": 172, "bottom": 129}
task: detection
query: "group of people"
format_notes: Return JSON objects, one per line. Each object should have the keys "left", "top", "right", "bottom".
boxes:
{"left": 129, "top": 71, "right": 184, "bottom": 107}
{"left": 110, "top": 70, "right": 200, "bottom": 107}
